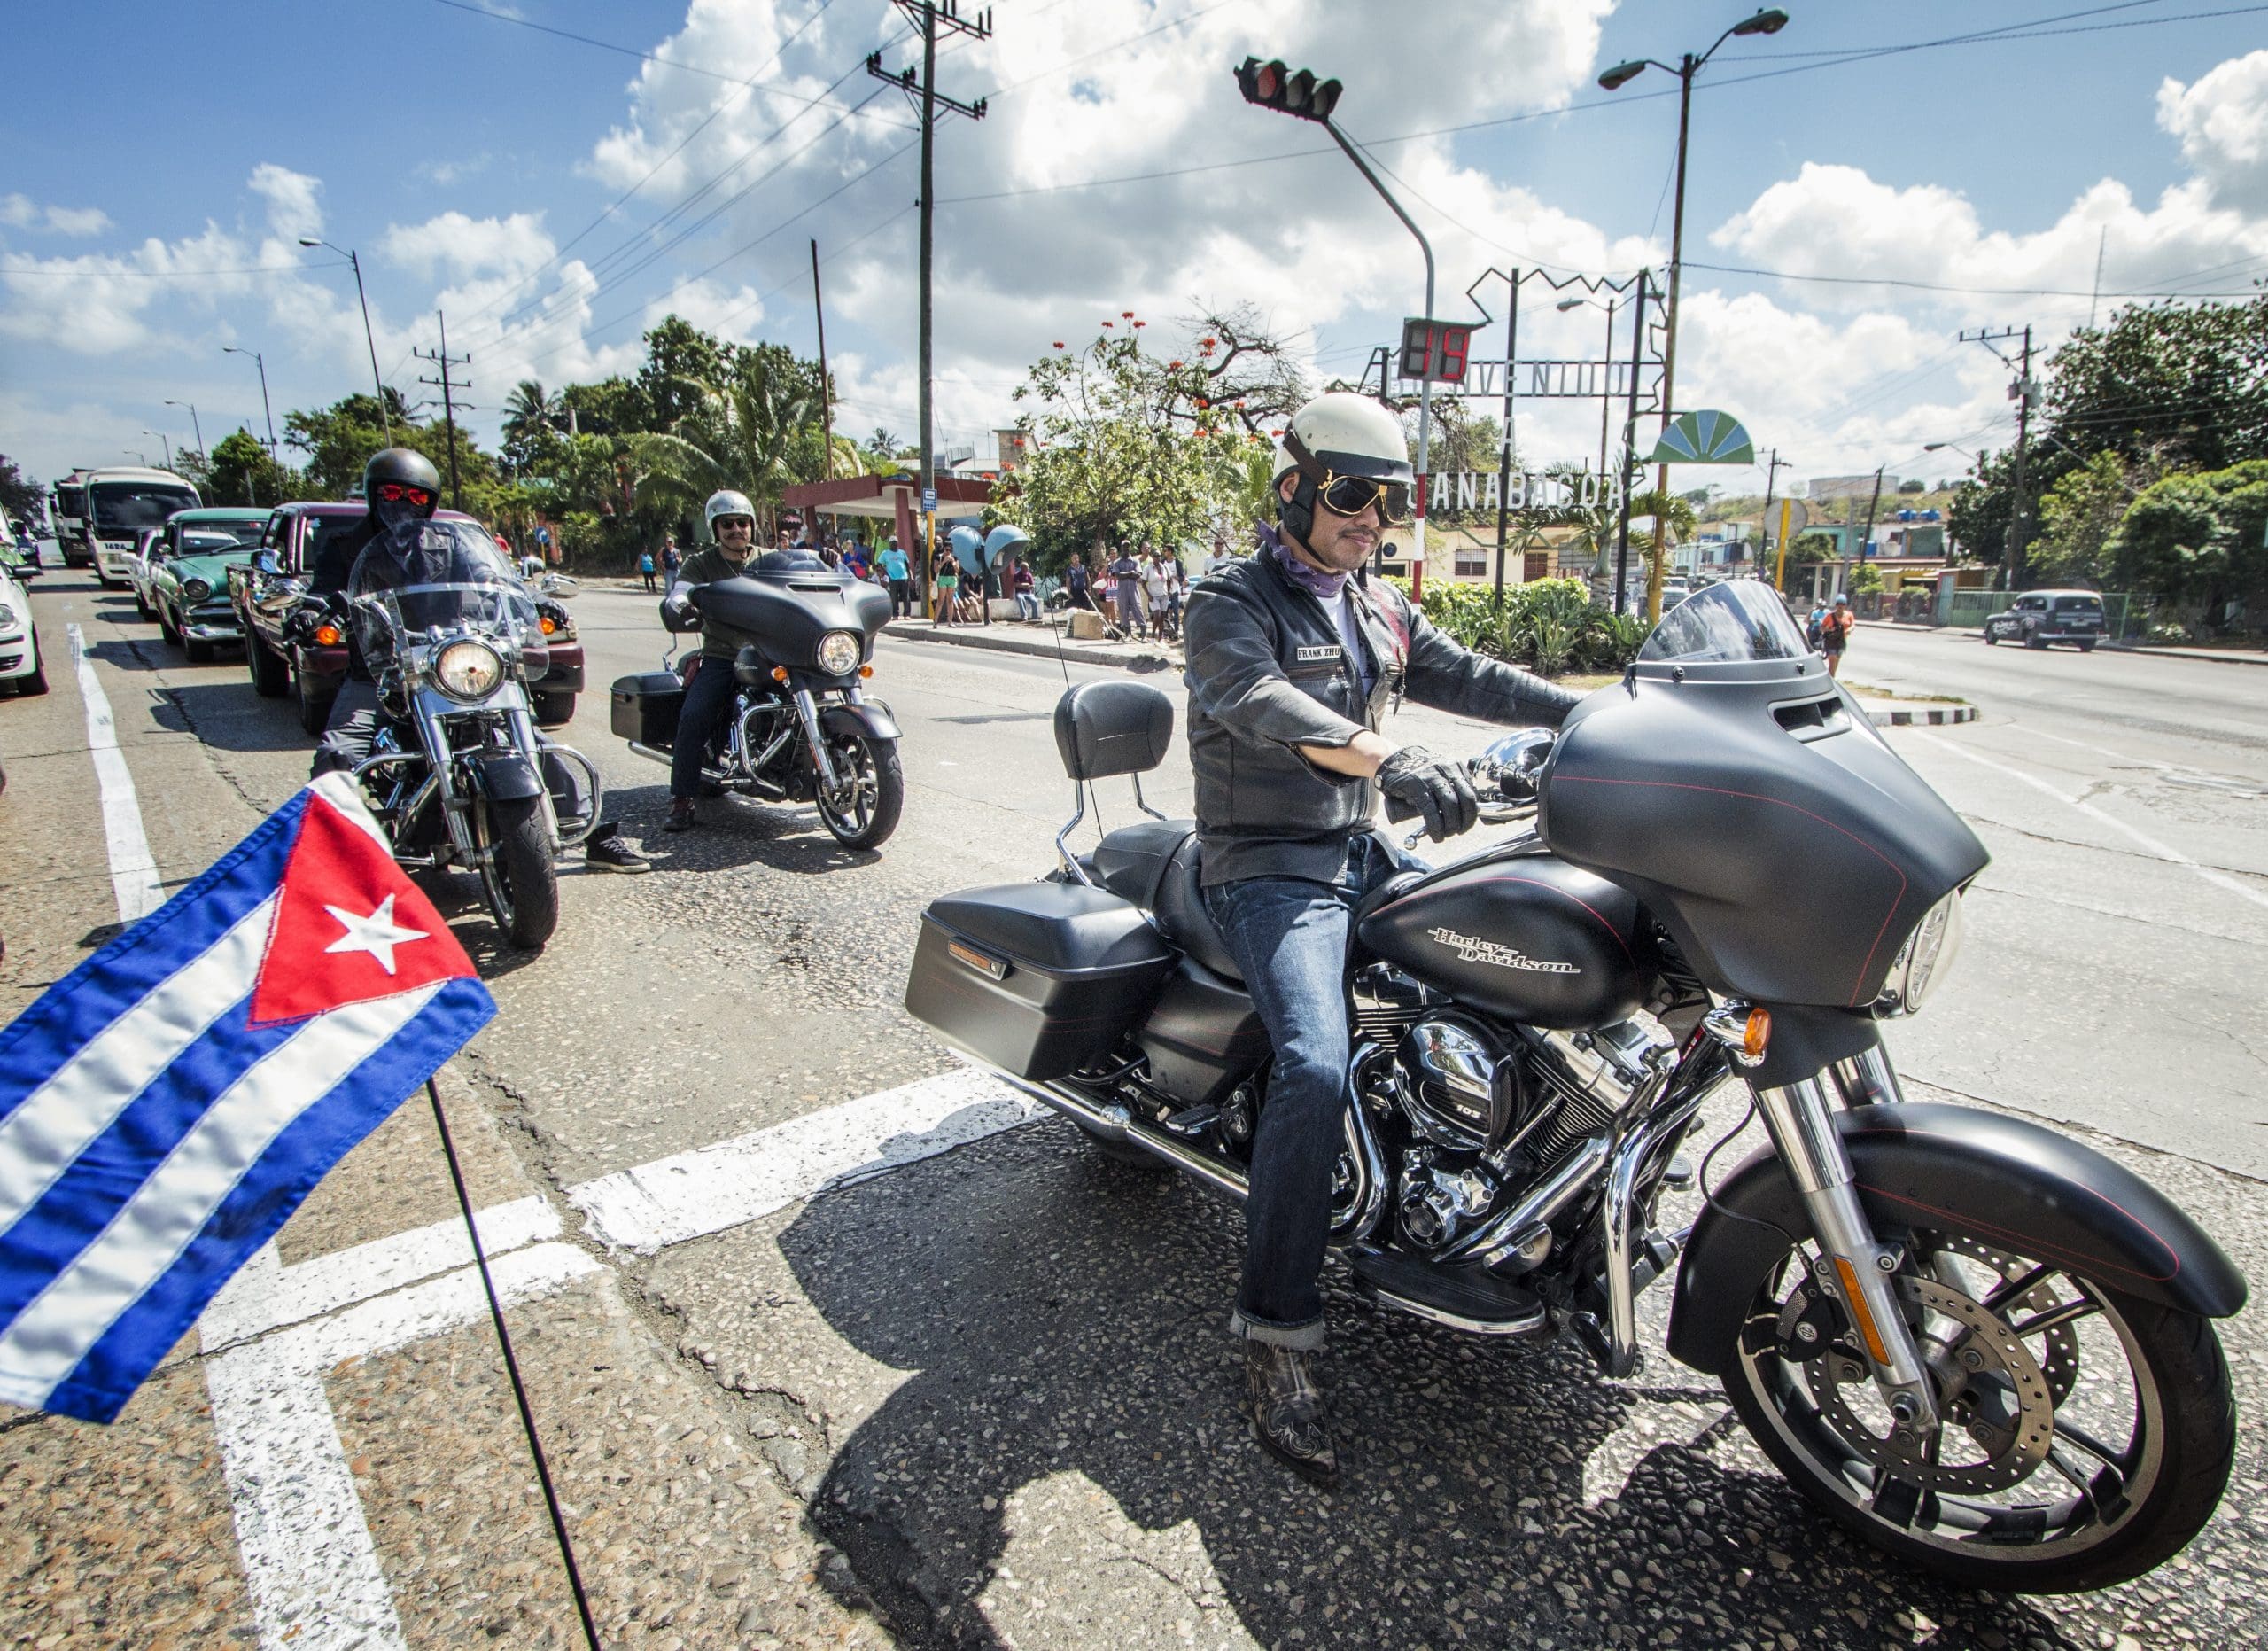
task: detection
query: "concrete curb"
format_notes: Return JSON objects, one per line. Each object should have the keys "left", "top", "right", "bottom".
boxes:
{"left": 1864, "top": 702, "right": 1977, "bottom": 727}
{"left": 884, "top": 620, "right": 1182, "bottom": 673}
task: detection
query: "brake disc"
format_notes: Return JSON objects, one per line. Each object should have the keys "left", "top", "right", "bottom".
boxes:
{"left": 1927, "top": 1234, "right": 2082, "bottom": 1407}
{"left": 1798, "top": 1274, "right": 2057, "bottom": 1495}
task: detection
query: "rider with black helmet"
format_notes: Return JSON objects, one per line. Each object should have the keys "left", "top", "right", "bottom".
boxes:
{"left": 311, "top": 448, "right": 647, "bottom": 869}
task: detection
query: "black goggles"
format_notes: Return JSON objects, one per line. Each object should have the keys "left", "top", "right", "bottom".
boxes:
{"left": 1316, "top": 472, "right": 1413, "bottom": 525}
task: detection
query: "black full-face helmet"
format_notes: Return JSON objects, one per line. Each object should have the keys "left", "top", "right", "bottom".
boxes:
{"left": 363, "top": 448, "right": 443, "bottom": 549}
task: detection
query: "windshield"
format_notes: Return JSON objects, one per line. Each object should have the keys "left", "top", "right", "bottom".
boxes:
{"left": 348, "top": 523, "right": 545, "bottom": 679}
{"left": 92, "top": 484, "right": 200, "bottom": 532}
{"left": 175, "top": 518, "right": 267, "bottom": 549}
{"left": 1638, "top": 580, "right": 1810, "bottom": 664}
{"left": 56, "top": 487, "right": 86, "bottom": 520}
{"left": 176, "top": 534, "right": 242, "bottom": 557}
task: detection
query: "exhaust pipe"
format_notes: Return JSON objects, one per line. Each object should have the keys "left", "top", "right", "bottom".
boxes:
{"left": 986, "top": 1069, "right": 1251, "bottom": 1203}
{"left": 626, "top": 741, "right": 672, "bottom": 768}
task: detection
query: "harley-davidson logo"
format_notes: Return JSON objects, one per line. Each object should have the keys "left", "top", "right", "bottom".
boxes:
{"left": 1425, "top": 926, "right": 1580, "bottom": 974}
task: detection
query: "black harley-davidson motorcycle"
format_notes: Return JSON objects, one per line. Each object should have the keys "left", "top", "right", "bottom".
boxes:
{"left": 905, "top": 580, "right": 2243, "bottom": 1593}
{"left": 610, "top": 564, "right": 902, "bottom": 849}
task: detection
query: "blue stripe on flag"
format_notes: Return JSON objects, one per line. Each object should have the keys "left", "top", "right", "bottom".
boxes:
{"left": 0, "top": 989, "right": 302, "bottom": 1330}
{"left": 45, "top": 976, "right": 496, "bottom": 1423}
{"left": 0, "top": 790, "right": 306, "bottom": 1119}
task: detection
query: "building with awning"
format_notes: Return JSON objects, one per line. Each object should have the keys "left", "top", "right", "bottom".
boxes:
{"left": 778, "top": 471, "right": 992, "bottom": 557}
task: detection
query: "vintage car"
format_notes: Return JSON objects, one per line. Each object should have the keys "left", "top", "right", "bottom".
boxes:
{"left": 146, "top": 508, "right": 268, "bottom": 661}
{"left": 231, "top": 502, "right": 584, "bottom": 733}
{"left": 1984, "top": 588, "right": 2107, "bottom": 650}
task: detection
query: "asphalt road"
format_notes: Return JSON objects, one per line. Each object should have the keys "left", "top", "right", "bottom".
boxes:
{"left": 3, "top": 570, "right": 2265, "bottom": 1650}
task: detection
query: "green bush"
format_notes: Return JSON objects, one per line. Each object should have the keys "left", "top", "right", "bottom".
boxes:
{"left": 1412, "top": 578, "right": 1650, "bottom": 675}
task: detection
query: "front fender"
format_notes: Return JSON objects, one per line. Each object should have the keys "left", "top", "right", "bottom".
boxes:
{"left": 822, "top": 701, "right": 901, "bottom": 741}
{"left": 462, "top": 749, "right": 545, "bottom": 802}
{"left": 1666, "top": 1102, "right": 2248, "bottom": 1375}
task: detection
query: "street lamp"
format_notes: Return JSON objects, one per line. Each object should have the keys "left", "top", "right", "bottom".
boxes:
{"left": 142, "top": 430, "right": 175, "bottom": 471}
{"left": 221, "top": 347, "right": 278, "bottom": 455}
{"left": 299, "top": 237, "right": 392, "bottom": 443}
{"left": 1235, "top": 55, "right": 1440, "bottom": 597}
{"left": 1596, "top": 7, "right": 1790, "bottom": 619}
{"left": 123, "top": 448, "right": 150, "bottom": 467}
{"left": 164, "top": 400, "right": 206, "bottom": 463}
{"left": 1557, "top": 294, "right": 1623, "bottom": 478}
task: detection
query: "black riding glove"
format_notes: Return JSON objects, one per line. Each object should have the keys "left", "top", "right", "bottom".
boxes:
{"left": 661, "top": 589, "right": 700, "bottom": 632}
{"left": 1376, "top": 744, "right": 1480, "bottom": 842}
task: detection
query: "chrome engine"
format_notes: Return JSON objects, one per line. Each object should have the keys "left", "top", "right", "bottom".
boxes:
{"left": 1348, "top": 964, "right": 1675, "bottom": 1261}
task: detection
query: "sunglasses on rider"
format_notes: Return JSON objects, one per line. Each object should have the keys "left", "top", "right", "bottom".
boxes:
{"left": 716, "top": 517, "right": 755, "bottom": 533}
{"left": 1317, "top": 473, "right": 1414, "bottom": 526}
{"left": 376, "top": 482, "right": 435, "bottom": 507}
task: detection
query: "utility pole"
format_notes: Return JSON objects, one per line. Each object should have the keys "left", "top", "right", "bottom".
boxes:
{"left": 872, "top": 0, "right": 991, "bottom": 619}
{"left": 1758, "top": 448, "right": 1790, "bottom": 576}
{"left": 1857, "top": 464, "right": 1885, "bottom": 595}
{"left": 1611, "top": 271, "right": 1651, "bottom": 616}
{"left": 811, "top": 239, "right": 834, "bottom": 480}
{"left": 414, "top": 311, "right": 472, "bottom": 511}
{"left": 1961, "top": 323, "right": 2037, "bottom": 589}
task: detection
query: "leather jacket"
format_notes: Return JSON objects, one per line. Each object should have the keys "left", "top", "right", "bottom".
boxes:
{"left": 1181, "top": 527, "right": 1582, "bottom": 886}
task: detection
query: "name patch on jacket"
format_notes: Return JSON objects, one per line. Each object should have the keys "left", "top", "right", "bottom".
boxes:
{"left": 1293, "top": 644, "right": 1342, "bottom": 663}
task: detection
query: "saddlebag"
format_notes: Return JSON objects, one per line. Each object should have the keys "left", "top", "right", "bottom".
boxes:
{"left": 906, "top": 882, "right": 1172, "bottom": 1081}
{"left": 610, "top": 672, "right": 684, "bottom": 748}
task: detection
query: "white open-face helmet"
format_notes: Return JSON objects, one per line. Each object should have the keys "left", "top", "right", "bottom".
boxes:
{"left": 704, "top": 489, "right": 757, "bottom": 539}
{"left": 1270, "top": 392, "right": 1415, "bottom": 542}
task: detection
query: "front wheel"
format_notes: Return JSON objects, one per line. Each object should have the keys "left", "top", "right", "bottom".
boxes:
{"left": 474, "top": 794, "right": 559, "bottom": 950}
{"left": 134, "top": 585, "right": 154, "bottom": 621}
{"left": 1721, "top": 1231, "right": 2235, "bottom": 1593}
{"left": 1983, "top": 628, "right": 1999, "bottom": 645}
{"left": 247, "top": 634, "right": 290, "bottom": 697}
{"left": 814, "top": 733, "right": 903, "bottom": 849}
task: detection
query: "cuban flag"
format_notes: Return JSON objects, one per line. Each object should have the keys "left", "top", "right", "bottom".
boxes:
{"left": 0, "top": 775, "right": 494, "bottom": 1423}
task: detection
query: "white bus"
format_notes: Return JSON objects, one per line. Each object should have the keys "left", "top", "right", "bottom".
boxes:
{"left": 79, "top": 466, "right": 204, "bottom": 587}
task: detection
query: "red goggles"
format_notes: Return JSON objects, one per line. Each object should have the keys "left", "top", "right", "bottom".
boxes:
{"left": 377, "top": 483, "right": 435, "bottom": 507}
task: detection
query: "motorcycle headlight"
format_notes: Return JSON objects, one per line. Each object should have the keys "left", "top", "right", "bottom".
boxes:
{"left": 815, "top": 628, "right": 862, "bottom": 676}
{"left": 183, "top": 578, "right": 212, "bottom": 602}
{"left": 1874, "top": 889, "right": 1965, "bottom": 1017}
{"left": 434, "top": 639, "right": 505, "bottom": 700}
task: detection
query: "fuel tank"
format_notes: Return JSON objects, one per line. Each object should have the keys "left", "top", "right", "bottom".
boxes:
{"left": 1355, "top": 847, "right": 1645, "bottom": 1030}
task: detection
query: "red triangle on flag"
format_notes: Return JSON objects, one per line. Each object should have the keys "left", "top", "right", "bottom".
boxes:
{"left": 249, "top": 789, "right": 479, "bottom": 1026}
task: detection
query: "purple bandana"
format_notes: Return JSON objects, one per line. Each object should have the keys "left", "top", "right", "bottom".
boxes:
{"left": 1257, "top": 521, "right": 1348, "bottom": 602}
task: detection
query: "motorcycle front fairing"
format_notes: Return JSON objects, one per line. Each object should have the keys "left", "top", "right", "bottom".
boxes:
{"left": 695, "top": 568, "right": 892, "bottom": 678}
{"left": 1539, "top": 583, "right": 1988, "bottom": 1012}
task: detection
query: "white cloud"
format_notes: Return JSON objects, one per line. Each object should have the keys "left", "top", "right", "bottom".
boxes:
{"left": 2157, "top": 49, "right": 2268, "bottom": 214}
{"left": 379, "top": 211, "right": 555, "bottom": 282}
{"left": 248, "top": 163, "right": 324, "bottom": 243}
{"left": 0, "top": 192, "right": 113, "bottom": 236}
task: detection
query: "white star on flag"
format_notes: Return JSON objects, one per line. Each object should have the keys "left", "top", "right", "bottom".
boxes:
{"left": 322, "top": 893, "right": 431, "bottom": 976}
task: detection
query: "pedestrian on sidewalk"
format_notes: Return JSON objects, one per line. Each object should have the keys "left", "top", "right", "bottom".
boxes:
{"left": 1010, "top": 556, "right": 1040, "bottom": 621}
{"left": 1821, "top": 594, "right": 1854, "bottom": 677}
{"left": 1110, "top": 545, "right": 1144, "bottom": 637}
{"left": 882, "top": 536, "right": 913, "bottom": 617}
{"left": 1806, "top": 597, "right": 1827, "bottom": 650}
{"left": 934, "top": 549, "right": 959, "bottom": 626}
{"left": 661, "top": 536, "right": 680, "bottom": 585}
{"left": 1144, "top": 550, "right": 1174, "bottom": 642}
{"left": 1065, "top": 552, "right": 1094, "bottom": 614}
{"left": 638, "top": 548, "right": 657, "bottom": 592}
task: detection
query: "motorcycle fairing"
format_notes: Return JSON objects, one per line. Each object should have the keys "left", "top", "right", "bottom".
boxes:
{"left": 1542, "top": 670, "right": 1989, "bottom": 1009}
{"left": 1667, "top": 1102, "right": 2249, "bottom": 1376}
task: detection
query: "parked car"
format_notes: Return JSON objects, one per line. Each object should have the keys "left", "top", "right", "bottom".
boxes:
{"left": 1984, "top": 588, "right": 2106, "bottom": 650}
{"left": 0, "top": 546, "right": 47, "bottom": 697}
{"left": 131, "top": 525, "right": 237, "bottom": 622}
{"left": 231, "top": 502, "right": 584, "bottom": 733}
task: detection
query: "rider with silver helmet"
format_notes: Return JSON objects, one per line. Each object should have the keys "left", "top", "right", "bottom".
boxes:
{"left": 659, "top": 488, "right": 803, "bottom": 830}
{"left": 1181, "top": 392, "right": 1584, "bottom": 1484}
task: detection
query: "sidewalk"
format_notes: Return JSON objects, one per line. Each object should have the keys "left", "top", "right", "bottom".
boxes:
{"left": 1858, "top": 617, "right": 2268, "bottom": 667}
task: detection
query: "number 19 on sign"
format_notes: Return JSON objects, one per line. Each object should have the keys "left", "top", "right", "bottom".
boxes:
{"left": 1398, "top": 318, "right": 1473, "bottom": 385}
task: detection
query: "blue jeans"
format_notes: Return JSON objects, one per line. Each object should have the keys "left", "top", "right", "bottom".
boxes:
{"left": 670, "top": 654, "right": 738, "bottom": 800}
{"left": 1014, "top": 591, "right": 1041, "bottom": 620}
{"left": 1203, "top": 836, "right": 1393, "bottom": 1349}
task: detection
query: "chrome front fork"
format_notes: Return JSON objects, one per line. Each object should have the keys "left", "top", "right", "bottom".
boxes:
{"left": 1751, "top": 1068, "right": 1940, "bottom": 1434}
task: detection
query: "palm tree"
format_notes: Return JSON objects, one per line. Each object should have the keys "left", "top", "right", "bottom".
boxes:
{"left": 633, "top": 349, "right": 825, "bottom": 533}
{"left": 501, "top": 379, "right": 564, "bottom": 470}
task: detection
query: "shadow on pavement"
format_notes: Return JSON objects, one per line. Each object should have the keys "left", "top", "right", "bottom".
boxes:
{"left": 602, "top": 778, "right": 885, "bottom": 876}
{"left": 148, "top": 681, "right": 307, "bottom": 755}
{"left": 778, "top": 1124, "right": 2080, "bottom": 1650}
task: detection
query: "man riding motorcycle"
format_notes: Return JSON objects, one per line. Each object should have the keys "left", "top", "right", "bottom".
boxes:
{"left": 663, "top": 489, "right": 824, "bottom": 830}
{"left": 312, "top": 448, "right": 646, "bottom": 870}
{"left": 1181, "top": 392, "right": 1584, "bottom": 1484}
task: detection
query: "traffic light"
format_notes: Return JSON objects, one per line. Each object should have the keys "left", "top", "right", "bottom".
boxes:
{"left": 1234, "top": 57, "right": 1343, "bottom": 122}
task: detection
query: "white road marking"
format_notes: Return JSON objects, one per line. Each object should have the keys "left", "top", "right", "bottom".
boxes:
{"left": 1915, "top": 731, "right": 2268, "bottom": 914}
{"left": 571, "top": 1064, "right": 1037, "bottom": 1253}
{"left": 68, "top": 623, "right": 163, "bottom": 923}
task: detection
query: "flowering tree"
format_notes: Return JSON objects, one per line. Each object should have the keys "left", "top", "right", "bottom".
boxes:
{"left": 993, "top": 313, "right": 1264, "bottom": 573}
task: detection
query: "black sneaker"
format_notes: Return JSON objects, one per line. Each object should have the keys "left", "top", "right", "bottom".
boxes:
{"left": 1244, "top": 1341, "right": 1338, "bottom": 1486}
{"left": 663, "top": 798, "right": 700, "bottom": 833}
{"left": 583, "top": 824, "right": 649, "bottom": 873}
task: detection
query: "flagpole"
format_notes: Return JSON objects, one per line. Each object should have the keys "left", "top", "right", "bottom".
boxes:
{"left": 424, "top": 1079, "right": 605, "bottom": 1651}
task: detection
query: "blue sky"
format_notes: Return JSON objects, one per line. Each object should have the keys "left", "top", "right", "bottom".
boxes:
{"left": 6, "top": 0, "right": 2265, "bottom": 502}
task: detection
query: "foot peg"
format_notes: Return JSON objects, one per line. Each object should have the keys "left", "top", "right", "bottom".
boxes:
{"left": 1348, "top": 1247, "right": 1547, "bottom": 1336}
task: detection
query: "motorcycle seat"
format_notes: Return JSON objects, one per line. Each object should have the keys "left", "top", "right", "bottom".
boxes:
{"left": 1089, "top": 819, "right": 1243, "bottom": 983}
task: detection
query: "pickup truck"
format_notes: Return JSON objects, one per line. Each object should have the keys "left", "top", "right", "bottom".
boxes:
{"left": 229, "top": 502, "right": 585, "bottom": 735}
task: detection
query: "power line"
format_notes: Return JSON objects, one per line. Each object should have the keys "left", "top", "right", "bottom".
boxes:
{"left": 0, "top": 261, "right": 347, "bottom": 278}
{"left": 1682, "top": 260, "right": 2264, "bottom": 299}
